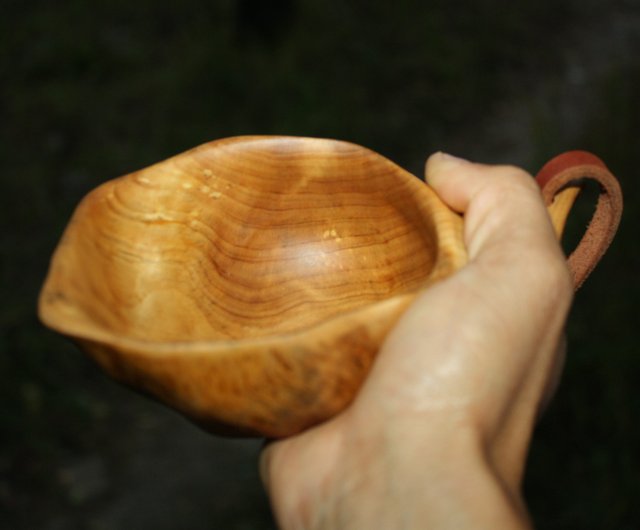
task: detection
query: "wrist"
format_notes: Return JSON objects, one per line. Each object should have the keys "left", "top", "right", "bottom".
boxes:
{"left": 303, "top": 420, "right": 532, "bottom": 530}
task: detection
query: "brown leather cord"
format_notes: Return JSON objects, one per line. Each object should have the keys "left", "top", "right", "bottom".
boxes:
{"left": 535, "top": 151, "right": 623, "bottom": 290}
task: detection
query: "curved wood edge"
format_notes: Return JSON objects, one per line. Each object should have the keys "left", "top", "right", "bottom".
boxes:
{"left": 535, "top": 150, "right": 623, "bottom": 290}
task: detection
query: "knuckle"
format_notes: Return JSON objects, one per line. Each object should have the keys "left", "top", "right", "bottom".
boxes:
{"left": 536, "top": 253, "right": 574, "bottom": 303}
{"left": 476, "top": 165, "right": 541, "bottom": 211}
{"left": 496, "top": 165, "right": 539, "bottom": 194}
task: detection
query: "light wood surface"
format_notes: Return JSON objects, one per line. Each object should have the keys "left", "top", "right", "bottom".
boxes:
{"left": 39, "top": 136, "right": 467, "bottom": 437}
{"left": 545, "top": 186, "right": 581, "bottom": 239}
{"left": 40, "top": 138, "right": 611, "bottom": 437}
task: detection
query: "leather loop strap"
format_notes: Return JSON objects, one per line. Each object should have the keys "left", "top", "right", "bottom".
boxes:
{"left": 536, "top": 150, "right": 623, "bottom": 290}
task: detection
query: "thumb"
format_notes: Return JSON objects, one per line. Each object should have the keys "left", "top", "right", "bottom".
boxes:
{"left": 366, "top": 153, "right": 573, "bottom": 420}
{"left": 425, "top": 152, "right": 563, "bottom": 266}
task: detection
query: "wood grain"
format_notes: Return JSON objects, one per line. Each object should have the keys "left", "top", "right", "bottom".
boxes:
{"left": 39, "top": 138, "right": 621, "bottom": 437}
{"left": 39, "top": 136, "right": 467, "bottom": 437}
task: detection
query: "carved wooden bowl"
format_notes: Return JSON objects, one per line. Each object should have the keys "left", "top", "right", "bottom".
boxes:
{"left": 38, "top": 136, "right": 622, "bottom": 437}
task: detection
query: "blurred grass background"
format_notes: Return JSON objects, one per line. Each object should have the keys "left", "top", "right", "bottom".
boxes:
{"left": 1, "top": 0, "right": 638, "bottom": 528}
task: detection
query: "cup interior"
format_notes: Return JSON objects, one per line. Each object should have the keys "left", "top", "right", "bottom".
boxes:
{"left": 42, "top": 137, "right": 444, "bottom": 342}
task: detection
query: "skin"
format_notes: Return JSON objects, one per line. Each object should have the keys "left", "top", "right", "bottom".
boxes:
{"left": 260, "top": 152, "right": 574, "bottom": 530}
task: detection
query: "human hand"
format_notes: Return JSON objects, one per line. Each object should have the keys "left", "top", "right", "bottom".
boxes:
{"left": 260, "top": 153, "right": 574, "bottom": 530}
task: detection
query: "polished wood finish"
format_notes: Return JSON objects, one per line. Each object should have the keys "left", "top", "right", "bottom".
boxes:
{"left": 39, "top": 138, "right": 621, "bottom": 437}
{"left": 39, "top": 136, "right": 467, "bottom": 437}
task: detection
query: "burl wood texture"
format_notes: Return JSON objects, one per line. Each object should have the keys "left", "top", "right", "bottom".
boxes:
{"left": 39, "top": 136, "right": 467, "bottom": 437}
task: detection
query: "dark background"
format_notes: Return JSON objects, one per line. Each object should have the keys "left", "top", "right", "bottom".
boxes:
{"left": 1, "top": 1, "right": 639, "bottom": 529}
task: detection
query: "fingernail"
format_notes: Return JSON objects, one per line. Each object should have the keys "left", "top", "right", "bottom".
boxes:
{"left": 436, "top": 152, "right": 470, "bottom": 164}
{"left": 425, "top": 152, "right": 470, "bottom": 178}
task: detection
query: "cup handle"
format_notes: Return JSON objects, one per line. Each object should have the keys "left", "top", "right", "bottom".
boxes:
{"left": 535, "top": 151, "right": 623, "bottom": 290}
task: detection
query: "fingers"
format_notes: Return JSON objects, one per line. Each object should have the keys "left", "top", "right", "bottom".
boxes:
{"left": 537, "top": 333, "right": 568, "bottom": 416}
{"left": 425, "top": 152, "right": 573, "bottom": 310}
{"left": 426, "top": 152, "right": 560, "bottom": 264}
{"left": 259, "top": 439, "right": 275, "bottom": 493}
{"left": 425, "top": 152, "right": 491, "bottom": 213}
{"left": 425, "top": 152, "right": 538, "bottom": 214}
{"left": 363, "top": 153, "right": 573, "bottom": 429}
{"left": 424, "top": 151, "right": 573, "bottom": 367}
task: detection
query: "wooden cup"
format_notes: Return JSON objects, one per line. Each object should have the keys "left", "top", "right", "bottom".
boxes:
{"left": 38, "top": 137, "right": 622, "bottom": 437}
